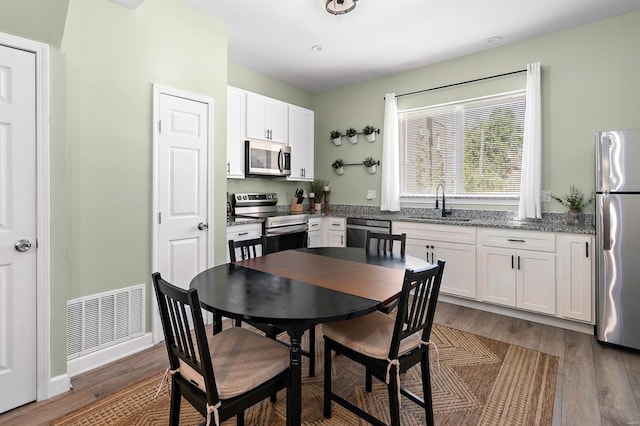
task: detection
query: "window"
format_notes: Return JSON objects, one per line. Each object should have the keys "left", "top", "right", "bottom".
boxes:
{"left": 399, "top": 91, "right": 526, "bottom": 198}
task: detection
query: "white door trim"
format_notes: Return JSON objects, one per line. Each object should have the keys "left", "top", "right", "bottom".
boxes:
{"left": 151, "top": 84, "right": 214, "bottom": 342}
{"left": 0, "top": 32, "right": 52, "bottom": 400}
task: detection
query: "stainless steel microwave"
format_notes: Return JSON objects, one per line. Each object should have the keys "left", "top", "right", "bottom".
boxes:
{"left": 245, "top": 139, "right": 291, "bottom": 177}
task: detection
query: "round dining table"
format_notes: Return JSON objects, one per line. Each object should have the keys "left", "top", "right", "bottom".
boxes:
{"left": 190, "top": 247, "right": 431, "bottom": 426}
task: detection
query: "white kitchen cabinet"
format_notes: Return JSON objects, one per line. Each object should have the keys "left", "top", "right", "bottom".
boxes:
{"left": 393, "top": 222, "right": 477, "bottom": 299}
{"left": 324, "top": 217, "right": 346, "bottom": 247}
{"left": 557, "top": 234, "right": 594, "bottom": 323}
{"left": 226, "top": 86, "right": 245, "bottom": 178}
{"left": 478, "top": 228, "right": 556, "bottom": 315}
{"left": 286, "top": 105, "right": 314, "bottom": 181}
{"left": 226, "top": 222, "right": 262, "bottom": 262}
{"left": 307, "top": 217, "right": 322, "bottom": 248}
{"left": 246, "top": 92, "right": 288, "bottom": 143}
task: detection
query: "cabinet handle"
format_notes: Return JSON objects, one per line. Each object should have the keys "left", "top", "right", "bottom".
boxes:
{"left": 508, "top": 239, "right": 525, "bottom": 243}
{"left": 517, "top": 255, "right": 521, "bottom": 270}
{"left": 341, "top": 235, "right": 344, "bottom": 245}
{"left": 511, "top": 255, "right": 514, "bottom": 269}
{"left": 238, "top": 232, "right": 249, "bottom": 236}
{"left": 586, "top": 242, "right": 589, "bottom": 258}
{"left": 227, "top": 162, "right": 230, "bottom": 173}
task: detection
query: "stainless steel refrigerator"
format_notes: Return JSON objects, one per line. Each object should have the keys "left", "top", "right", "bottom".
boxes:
{"left": 595, "top": 128, "right": 640, "bottom": 350}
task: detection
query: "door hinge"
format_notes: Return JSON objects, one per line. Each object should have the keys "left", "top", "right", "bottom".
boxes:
{"left": 158, "top": 212, "right": 162, "bottom": 224}
{"left": 158, "top": 121, "right": 162, "bottom": 133}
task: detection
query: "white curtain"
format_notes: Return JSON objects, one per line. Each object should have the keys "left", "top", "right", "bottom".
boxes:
{"left": 380, "top": 93, "right": 401, "bottom": 211}
{"left": 518, "top": 62, "right": 542, "bottom": 219}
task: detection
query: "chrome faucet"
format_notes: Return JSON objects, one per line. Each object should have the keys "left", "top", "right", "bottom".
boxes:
{"left": 435, "top": 183, "right": 452, "bottom": 217}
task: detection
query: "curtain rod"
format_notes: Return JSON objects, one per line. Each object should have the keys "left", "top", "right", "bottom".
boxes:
{"left": 394, "top": 68, "right": 527, "bottom": 99}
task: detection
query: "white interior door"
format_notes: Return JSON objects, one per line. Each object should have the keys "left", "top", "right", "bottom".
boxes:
{"left": 0, "top": 44, "right": 37, "bottom": 413}
{"left": 154, "top": 87, "right": 212, "bottom": 339}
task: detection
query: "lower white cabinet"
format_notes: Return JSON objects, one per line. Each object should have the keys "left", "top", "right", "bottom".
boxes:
{"left": 557, "top": 234, "right": 594, "bottom": 323}
{"left": 226, "top": 223, "right": 262, "bottom": 262}
{"left": 394, "top": 222, "right": 477, "bottom": 299}
{"left": 478, "top": 229, "right": 556, "bottom": 315}
{"left": 324, "top": 217, "right": 346, "bottom": 247}
{"left": 307, "top": 217, "right": 322, "bottom": 248}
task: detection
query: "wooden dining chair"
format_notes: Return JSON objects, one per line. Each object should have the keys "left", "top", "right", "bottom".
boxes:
{"left": 152, "top": 272, "right": 290, "bottom": 426}
{"left": 365, "top": 231, "right": 407, "bottom": 314}
{"left": 365, "top": 230, "right": 407, "bottom": 255}
{"left": 322, "top": 260, "right": 446, "bottom": 426}
{"left": 228, "top": 237, "right": 317, "bottom": 377}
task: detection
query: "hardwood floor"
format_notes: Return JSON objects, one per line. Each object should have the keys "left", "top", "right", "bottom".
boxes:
{"left": 2, "top": 301, "right": 639, "bottom": 425}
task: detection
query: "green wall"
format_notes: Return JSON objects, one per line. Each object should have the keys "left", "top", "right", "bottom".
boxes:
{"left": 313, "top": 10, "right": 640, "bottom": 211}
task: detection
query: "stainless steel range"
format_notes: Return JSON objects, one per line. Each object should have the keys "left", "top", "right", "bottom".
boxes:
{"left": 232, "top": 192, "right": 308, "bottom": 251}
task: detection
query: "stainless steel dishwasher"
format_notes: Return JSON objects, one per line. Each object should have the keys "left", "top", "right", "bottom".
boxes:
{"left": 346, "top": 217, "right": 392, "bottom": 247}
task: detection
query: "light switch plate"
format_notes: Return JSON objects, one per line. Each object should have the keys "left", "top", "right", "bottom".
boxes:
{"left": 367, "top": 190, "right": 376, "bottom": 200}
{"left": 541, "top": 190, "right": 551, "bottom": 202}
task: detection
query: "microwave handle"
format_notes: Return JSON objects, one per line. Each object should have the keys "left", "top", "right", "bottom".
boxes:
{"left": 278, "top": 149, "right": 283, "bottom": 173}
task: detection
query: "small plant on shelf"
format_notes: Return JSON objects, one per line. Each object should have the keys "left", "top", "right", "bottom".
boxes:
{"left": 363, "top": 156, "right": 377, "bottom": 167}
{"left": 330, "top": 130, "right": 343, "bottom": 146}
{"left": 332, "top": 158, "right": 345, "bottom": 175}
{"left": 362, "top": 125, "right": 378, "bottom": 142}
{"left": 551, "top": 184, "right": 594, "bottom": 225}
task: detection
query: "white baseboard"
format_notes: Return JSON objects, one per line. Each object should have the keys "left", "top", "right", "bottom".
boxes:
{"left": 67, "top": 332, "right": 154, "bottom": 377}
{"left": 46, "top": 373, "right": 71, "bottom": 400}
{"left": 439, "top": 295, "right": 595, "bottom": 335}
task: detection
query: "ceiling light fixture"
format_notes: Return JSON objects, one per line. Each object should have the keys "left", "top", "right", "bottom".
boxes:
{"left": 324, "top": 0, "right": 358, "bottom": 15}
{"left": 311, "top": 45, "right": 323, "bottom": 52}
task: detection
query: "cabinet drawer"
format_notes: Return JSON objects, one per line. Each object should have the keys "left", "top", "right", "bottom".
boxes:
{"left": 226, "top": 223, "right": 262, "bottom": 241}
{"left": 479, "top": 228, "right": 555, "bottom": 252}
{"left": 393, "top": 221, "right": 476, "bottom": 245}
{"left": 325, "top": 217, "right": 345, "bottom": 231}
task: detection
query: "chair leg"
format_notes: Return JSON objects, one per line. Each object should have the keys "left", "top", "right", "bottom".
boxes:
{"left": 308, "top": 326, "right": 316, "bottom": 377}
{"left": 422, "top": 350, "right": 435, "bottom": 426}
{"left": 237, "top": 411, "right": 245, "bottom": 426}
{"left": 323, "top": 340, "right": 332, "bottom": 419}
{"left": 388, "top": 364, "right": 401, "bottom": 426}
{"left": 169, "top": 380, "right": 181, "bottom": 426}
{"left": 234, "top": 318, "right": 242, "bottom": 327}
{"left": 365, "top": 368, "right": 373, "bottom": 392}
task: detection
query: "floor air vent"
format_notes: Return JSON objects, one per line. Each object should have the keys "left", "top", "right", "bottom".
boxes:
{"left": 67, "top": 284, "right": 145, "bottom": 360}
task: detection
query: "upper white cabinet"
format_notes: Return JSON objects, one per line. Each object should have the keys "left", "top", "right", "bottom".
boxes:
{"left": 478, "top": 228, "right": 556, "bottom": 315}
{"left": 557, "top": 234, "right": 594, "bottom": 323}
{"left": 246, "top": 92, "right": 288, "bottom": 143}
{"left": 226, "top": 86, "right": 245, "bottom": 178}
{"left": 287, "top": 105, "right": 314, "bottom": 181}
{"left": 393, "top": 222, "right": 477, "bottom": 299}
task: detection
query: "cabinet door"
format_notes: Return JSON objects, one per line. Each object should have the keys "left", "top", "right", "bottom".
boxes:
{"left": 308, "top": 218, "right": 322, "bottom": 248}
{"left": 226, "top": 223, "right": 262, "bottom": 262}
{"left": 226, "top": 86, "right": 245, "bottom": 178}
{"left": 327, "top": 230, "right": 345, "bottom": 247}
{"left": 246, "top": 93, "right": 288, "bottom": 143}
{"left": 287, "top": 105, "right": 314, "bottom": 181}
{"left": 557, "top": 235, "right": 593, "bottom": 322}
{"left": 479, "top": 247, "right": 517, "bottom": 307}
{"left": 433, "top": 241, "right": 477, "bottom": 298}
{"left": 517, "top": 250, "right": 556, "bottom": 315}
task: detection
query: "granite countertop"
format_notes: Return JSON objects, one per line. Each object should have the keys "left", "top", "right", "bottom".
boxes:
{"left": 302, "top": 205, "right": 596, "bottom": 235}
{"left": 226, "top": 217, "right": 263, "bottom": 226}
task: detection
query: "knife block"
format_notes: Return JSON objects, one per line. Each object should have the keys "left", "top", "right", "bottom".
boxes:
{"left": 290, "top": 198, "right": 303, "bottom": 213}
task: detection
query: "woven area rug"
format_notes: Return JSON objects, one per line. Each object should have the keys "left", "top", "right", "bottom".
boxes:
{"left": 51, "top": 324, "right": 558, "bottom": 425}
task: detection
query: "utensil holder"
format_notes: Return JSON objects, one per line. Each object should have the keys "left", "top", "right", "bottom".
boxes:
{"left": 290, "top": 198, "right": 303, "bottom": 212}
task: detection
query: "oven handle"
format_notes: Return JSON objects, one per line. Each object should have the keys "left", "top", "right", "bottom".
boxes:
{"left": 265, "top": 224, "right": 309, "bottom": 236}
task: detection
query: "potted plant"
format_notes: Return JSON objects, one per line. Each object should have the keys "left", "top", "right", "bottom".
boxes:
{"left": 551, "top": 184, "right": 594, "bottom": 225}
{"left": 310, "top": 180, "right": 327, "bottom": 211}
{"left": 332, "top": 158, "right": 345, "bottom": 175}
{"left": 362, "top": 125, "right": 378, "bottom": 142}
{"left": 363, "top": 156, "right": 378, "bottom": 174}
{"left": 346, "top": 127, "right": 358, "bottom": 144}
{"left": 330, "top": 130, "right": 342, "bottom": 146}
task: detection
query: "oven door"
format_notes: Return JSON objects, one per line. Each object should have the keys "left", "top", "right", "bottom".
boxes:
{"left": 265, "top": 228, "right": 308, "bottom": 253}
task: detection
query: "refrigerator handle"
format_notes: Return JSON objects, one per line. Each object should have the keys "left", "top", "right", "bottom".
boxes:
{"left": 603, "top": 194, "right": 611, "bottom": 250}
{"left": 601, "top": 135, "right": 612, "bottom": 251}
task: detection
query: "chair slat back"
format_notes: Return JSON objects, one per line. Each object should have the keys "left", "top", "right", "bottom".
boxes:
{"left": 389, "top": 260, "right": 445, "bottom": 358}
{"left": 365, "top": 231, "right": 406, "bottom": 255}
{"left": 228, "top": 236, "right": 268, "bottom": 262}
{"left": 152, "top": 272, "right": 219, "bottom": 402}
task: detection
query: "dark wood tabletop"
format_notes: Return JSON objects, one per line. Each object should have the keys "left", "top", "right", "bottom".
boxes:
{"left": 189, "top": 247, "right": 430, "bottom": 426}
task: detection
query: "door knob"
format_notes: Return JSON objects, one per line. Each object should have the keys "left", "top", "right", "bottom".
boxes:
{"left": 15, "top": 239, "right": 32, "bottom": 252}
{"left": 198, "top": 222, "right": 208, "bottom": 230}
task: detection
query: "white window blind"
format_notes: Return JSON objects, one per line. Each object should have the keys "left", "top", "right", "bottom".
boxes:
{"left": 400, "top": 91, "right": 526, "bottom": 196}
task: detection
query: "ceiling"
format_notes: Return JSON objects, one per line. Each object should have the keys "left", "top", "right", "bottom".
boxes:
{"left": 185, "top": 0, "right": 640, "bottom": 93}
